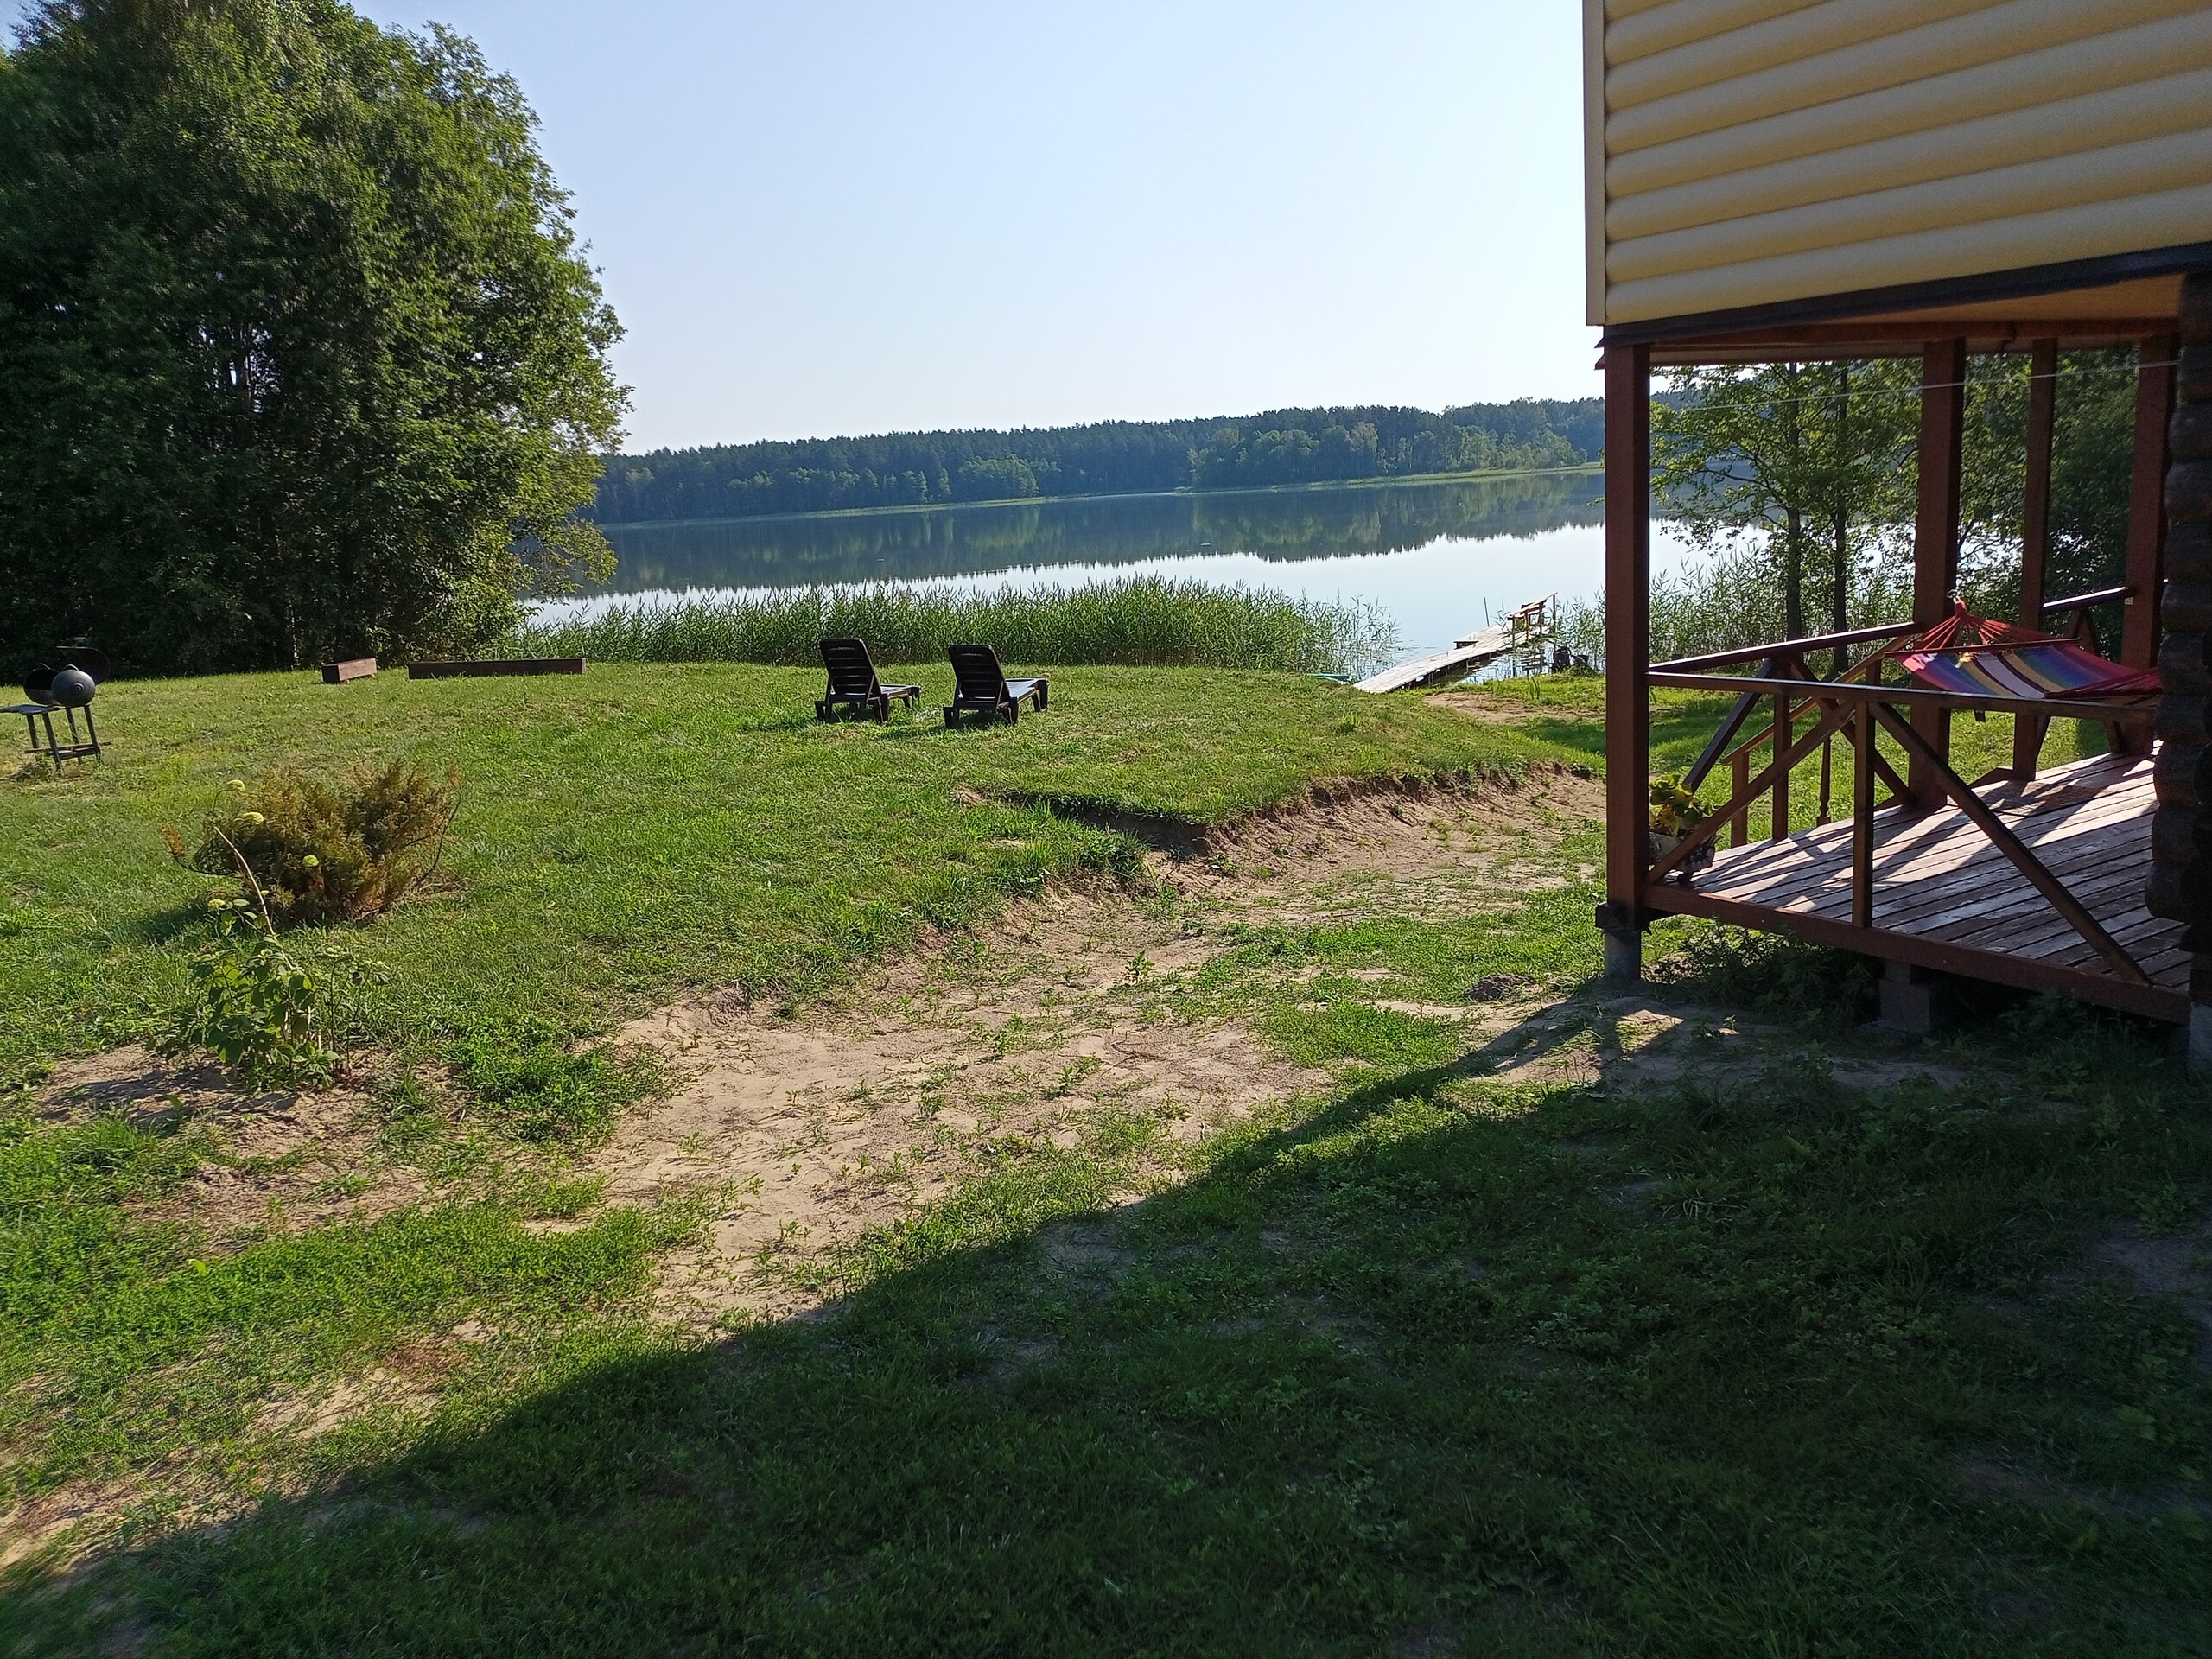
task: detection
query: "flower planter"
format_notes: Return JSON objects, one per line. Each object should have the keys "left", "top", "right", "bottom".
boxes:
{"left": 1648, "top": 829, "right": 1714, "bottom": 885}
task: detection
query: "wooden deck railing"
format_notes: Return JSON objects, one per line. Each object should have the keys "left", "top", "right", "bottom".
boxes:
{"left": 1643, "top": 588, "right": 2156, "bottom": 984}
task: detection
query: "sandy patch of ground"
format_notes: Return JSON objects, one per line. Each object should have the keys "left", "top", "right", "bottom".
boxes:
{"left": 591, "top": 772, "right": 1615, "bottom": 1325}
{"left": 610, "top": 974, "right": 1322, "bottom": 1328}
{"left": 34, "top": 1046, "right": 422, "bottom": 1243}
{"left": 0, "top": 1478, "right": 147, "bottom": 1574}
{"left": 2094, "top": 1217, "right": 2212, "bottom": 1370}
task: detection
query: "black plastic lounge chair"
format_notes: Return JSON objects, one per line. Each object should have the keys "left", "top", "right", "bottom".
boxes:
{"left": 817, "top": 638, "right": 921, "bottom": 723}
{"left": 944, "top": 644, "right": 1048, "bottom": 728}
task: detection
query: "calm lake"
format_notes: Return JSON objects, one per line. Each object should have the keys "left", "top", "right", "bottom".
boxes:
{"left": 567, "top": 470, "right": 1695, "bottom": 660}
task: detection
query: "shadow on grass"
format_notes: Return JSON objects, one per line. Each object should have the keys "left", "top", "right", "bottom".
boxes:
{"left": 118, "top": 900, "right": 219, "bottom": 949}
{"left": 5, "top": 1000, "right": 2209, "bottom": 1657}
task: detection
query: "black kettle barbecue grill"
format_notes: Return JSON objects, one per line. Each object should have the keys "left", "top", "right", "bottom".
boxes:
{"left": 9, "top": 641, "right": 107, "bottom": 769}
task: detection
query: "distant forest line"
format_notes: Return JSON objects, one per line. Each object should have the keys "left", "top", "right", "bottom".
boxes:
{"left": 591, "top": 399, "right": 1605, "bottom": 524}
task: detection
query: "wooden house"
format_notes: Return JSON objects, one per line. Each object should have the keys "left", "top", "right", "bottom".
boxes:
{"left": 1583, "top": 0, "right": 2212, "bottom": 1050}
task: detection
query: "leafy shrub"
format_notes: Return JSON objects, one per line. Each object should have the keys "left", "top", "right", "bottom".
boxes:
{"left": 1649, "top": 919, "right": 1877, "bottom": 1022}
{"left": 180, "top": 762, "right": 459, "bottom": 925}
{"left": 162, "top": 899, "right": 342, "bottom": 1089}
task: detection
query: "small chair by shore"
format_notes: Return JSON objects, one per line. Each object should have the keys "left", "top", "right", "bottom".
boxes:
{"left": 944, "top": 645, "right": 1047, "bottom": 728}
{"left": 817, "top": 638, "right": 920, "bottom": 723}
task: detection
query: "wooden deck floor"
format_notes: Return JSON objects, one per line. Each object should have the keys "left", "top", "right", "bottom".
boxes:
{"left": 1644, "top": 752, "right": 2188, "bottom": 1021}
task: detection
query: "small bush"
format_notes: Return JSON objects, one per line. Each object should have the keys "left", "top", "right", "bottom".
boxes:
{"left": 181, "top": 761, "right": 459, "bottom": 925}
{"left": 1649, "top": 919, "right": 1877, "bottom": 1022}
{"left": 162, "top": 899, "right": 341, "bottom": 1088}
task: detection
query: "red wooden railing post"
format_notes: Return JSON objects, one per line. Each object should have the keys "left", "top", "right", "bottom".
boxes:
{"left": 1601, "top": 342, "right": 1652, "bottom": 981}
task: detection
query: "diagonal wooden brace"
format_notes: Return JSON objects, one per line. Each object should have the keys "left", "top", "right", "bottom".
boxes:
{"left": 1870, "top": 702, "right": 2148, "bottom": 986}
{"left": 1647, "top": 697, "right": 1855, "bottom": 884}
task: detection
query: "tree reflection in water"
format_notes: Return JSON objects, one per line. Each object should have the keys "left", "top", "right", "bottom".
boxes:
{"left": 594, "top": 471, "right": 1605, "bottom": 594}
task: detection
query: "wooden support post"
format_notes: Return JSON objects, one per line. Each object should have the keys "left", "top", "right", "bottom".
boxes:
{"left": 2153, "top": 274, "right": 2211, "bottom": 1066}
{"left": 2013, "top": 339, "right": 2057, "bottom": 779}
{"left": 1851, "top": 700, "right": 1875, "bottom": 927}
{"left": 1601, "top": 343, "right": 1652, "bottom": 981}
{"left": 1730, "top": 751, "right": 1750, "bottom": 848}
{"left": 2122, "top": 334, "right": 2178, "bottom": 673}
{"left": 1911, "top": 339, "right": 1967, "bottom": 805}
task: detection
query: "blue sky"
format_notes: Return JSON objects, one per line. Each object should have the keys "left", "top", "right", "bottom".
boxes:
{"left": 10, "top": 1, "right": 1597, "bottom": 452}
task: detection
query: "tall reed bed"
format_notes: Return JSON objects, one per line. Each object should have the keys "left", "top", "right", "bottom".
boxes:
{"left": 508, "top": 576, "right": 1398, "bottom": 676}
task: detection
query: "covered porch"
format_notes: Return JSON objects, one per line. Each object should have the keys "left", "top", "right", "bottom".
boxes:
{"left": 1598, "top": 267, "right": 2209, "bottom": 1029}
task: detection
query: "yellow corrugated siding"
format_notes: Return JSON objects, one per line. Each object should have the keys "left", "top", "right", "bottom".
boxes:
{"left": 1608, "top": 0, "right": 1999, "bottom": 111}
{"left": 1610, "top": 12, "right": 2212, "bottom": 196}
{"left": 1590, "top": 0, "right": 2212, "bottom": 323}
{"left": 1608, "top": 68, "right": 2212, "bottom": 241}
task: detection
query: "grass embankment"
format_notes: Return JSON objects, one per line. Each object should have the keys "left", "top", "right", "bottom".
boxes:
{"left": 0, "top": 666, "right": 1560, "bottom": 1574}
{"left": 508, "top": 575, "right": 1395, "bottom": 675}
{"left": 3, "top": 668, "right": 2208, "bottom": 1655}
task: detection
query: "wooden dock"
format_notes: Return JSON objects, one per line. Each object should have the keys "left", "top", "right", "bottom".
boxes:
{"left": 1645, "top": 752, "right": 2184, "bottom": 1021}
{"left": 1354, "top": 595, "right": 1554, "bottom": 694}
{"left": 1353, "top": 624, "right": 1514, "bottom": 693}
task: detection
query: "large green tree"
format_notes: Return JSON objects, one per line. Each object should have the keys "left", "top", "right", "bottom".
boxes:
{"left": 0, "top": 0, "right": 626, "bottom": 674}
{"left": 1646, "top": 352, "right": 2143, "bottom": 663}
{"left": 1958, "top": 349, "right": 2139, "bottom": 626}
{"left": 1653, "top": 360, "right": 1918, "bottom": 655}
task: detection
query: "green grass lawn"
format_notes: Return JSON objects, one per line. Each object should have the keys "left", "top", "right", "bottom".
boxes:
{"left": 3, "top": 667, "right": 2207, "bottom": 1656}
{"left": 41, "top": 1018, "right": 2202, "bottom": 1658}
{"left": 0, "top": 664, "right": 1571, "bottom": 1093}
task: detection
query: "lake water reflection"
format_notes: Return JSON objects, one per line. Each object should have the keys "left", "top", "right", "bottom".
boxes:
{"left": 577, "top": 471, "right": 1692, "bottom": 658}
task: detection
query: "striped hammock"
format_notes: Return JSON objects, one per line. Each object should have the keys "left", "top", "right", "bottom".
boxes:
{"left": 1888, "top": 603, "right": 2158, "bottom": 700}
